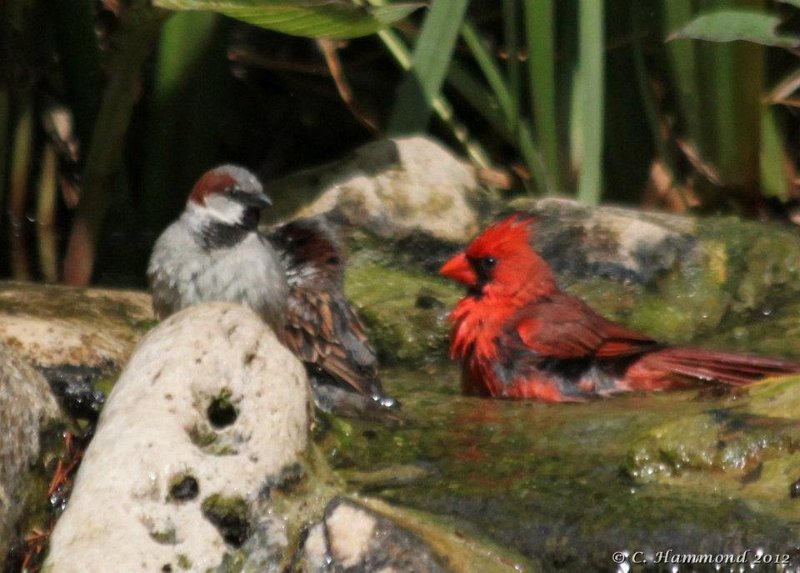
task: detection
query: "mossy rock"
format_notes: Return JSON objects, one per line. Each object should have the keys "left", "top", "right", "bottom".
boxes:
{"left": 345, "top": 262, "right": 460, "bottom": 365}
{"left": 326, "top": 368, "right": 800, "bottom": 570}
{"left": 342, "top": 200, "right": 800, "bottom": 366}
{"left": 509, "top": 200, "right": 800, "bottom": 353}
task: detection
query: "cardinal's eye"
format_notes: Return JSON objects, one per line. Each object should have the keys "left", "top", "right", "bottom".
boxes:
{"left": 479, "top": 256, "right": 496, "bottom": 272}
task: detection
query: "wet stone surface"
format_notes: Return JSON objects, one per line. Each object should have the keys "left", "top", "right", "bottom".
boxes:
{"left": 323, "top": 367, "right": 800, "bottom": 572}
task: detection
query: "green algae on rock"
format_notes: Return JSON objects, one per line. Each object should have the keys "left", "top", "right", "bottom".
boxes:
{"left": 325, "top": 367, "right": 800, "bottom": 571}
{"left": 510, "top": 199, "right": 800, "bottom": 356}
{"left": 341, "top": 199, "right": 800, "bottom": 367}
{"left": 344, "top": 262, "right": 460, "bottom": 365}
{"left": 201, "top": 494, "right": 251, "bottom": 547}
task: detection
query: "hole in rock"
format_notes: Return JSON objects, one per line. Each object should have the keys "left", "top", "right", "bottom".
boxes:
{"left": 207, "top": 390, "right": 238, "bottom": 428}
{"left": 168, "top": 475, "right": 199, "bottom": 502}
{"left": 201, "top": 494, "right": 251, "bottom": 547}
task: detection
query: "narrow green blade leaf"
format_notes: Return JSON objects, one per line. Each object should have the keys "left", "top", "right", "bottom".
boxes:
{"left": 662, "top": 0, "right": 707, "bottom": 164}
{"left": 448, "top": 61, "right": 513, "bottom": 143}
{"left": 760, "top": 105, "right": 791, "bottom": 200}
{"left": 575, "top": 0, "right": 604, "bottom": 204}
{"left": 525, "top": 0, "right": 558, "bottom": 194}
{"left": 375, "top": 26, "right": 493, "bottom": 167}
{"left": 153, "top": 0, "right": 423, "bottom": 39}
{"left": 690, "top": 2, "right": 765, "bottom": 189}
{"left": 387, "top": 0, "right": 470, "bottom": 134}
{"left": 461, "top": 22, "right": 514, "bottom": 124}
{"left": 670, "top": 10, "right": 800, "bottom": 48}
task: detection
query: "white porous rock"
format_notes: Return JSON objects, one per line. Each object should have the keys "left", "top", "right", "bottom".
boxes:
{"left": 44, "top": 302, "right": 310, "bottom": 573}
{"left": 264, "top": 137, "right": 488, "bottom": 243}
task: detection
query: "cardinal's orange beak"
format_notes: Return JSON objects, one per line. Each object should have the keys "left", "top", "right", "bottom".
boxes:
{"left": 439, "top": 252, "right": 477, "bottom": 286}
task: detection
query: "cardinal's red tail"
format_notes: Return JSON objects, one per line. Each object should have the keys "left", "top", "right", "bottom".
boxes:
{"left": 630, "top": 346, "right": 800, "bottom": 388}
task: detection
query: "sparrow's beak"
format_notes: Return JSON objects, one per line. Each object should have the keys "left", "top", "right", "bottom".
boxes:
{"left": 231, "top": 189, "right": 272, "bottom": 209}
{"left": 247, "top": 191, "right": 272, "bottom": 208}
{"left": 439, "top": 252, "right": 477, "bottom": 286}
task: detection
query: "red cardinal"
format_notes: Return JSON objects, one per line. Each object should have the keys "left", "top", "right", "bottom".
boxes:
{"left": 439, "top": 214, "right": 800, "bottom": 401}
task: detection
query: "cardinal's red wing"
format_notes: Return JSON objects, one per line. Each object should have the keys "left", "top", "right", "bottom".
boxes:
{"left": 513, "top": 294, "right": 658, "bottom": 360}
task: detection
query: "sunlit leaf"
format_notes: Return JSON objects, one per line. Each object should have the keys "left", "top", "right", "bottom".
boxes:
{"left": 669, "top": 10, "right": 800, "bottom": 48}
{"left": 153, "top": 0, "right": 423, "bottom": 39}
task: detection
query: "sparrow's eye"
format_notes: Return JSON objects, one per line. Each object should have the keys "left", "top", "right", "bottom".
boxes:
{"left": 326, "top": 256, "right": 340, "bottom": 266}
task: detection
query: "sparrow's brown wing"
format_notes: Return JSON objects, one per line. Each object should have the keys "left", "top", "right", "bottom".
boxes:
{"left": 283, "top": 286, "right": 383, "bottom": 397}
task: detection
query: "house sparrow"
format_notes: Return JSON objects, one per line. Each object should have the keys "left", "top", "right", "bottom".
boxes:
{"left": 269, "top": 216, "right": 398, "bottom": 412}
{"left": 147, "top": 164, "right": 288, "bottom": 333}
{"left": 440, "top": 214, "right": 800, "bottom": 401}
{"left": 148, "top": 167, "right": 396, "bottom": 417}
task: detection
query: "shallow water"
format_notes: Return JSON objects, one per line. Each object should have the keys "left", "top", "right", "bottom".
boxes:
{"left": 327, "top": 365, "right": 800, "bottom": 571}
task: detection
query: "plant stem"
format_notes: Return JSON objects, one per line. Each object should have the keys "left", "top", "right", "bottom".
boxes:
{"left": 62, "top": 3, "right": 167, "bottom": 285}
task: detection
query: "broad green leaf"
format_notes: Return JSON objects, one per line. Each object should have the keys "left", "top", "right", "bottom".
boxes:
{"left": 670, "top": 10, "right": 800, "bottom": 48}
{"left": 153, "top": 0, "right": 423, "bottom": 39}
{"left": 777, "top": 0, "right": 800, "bottom": 9}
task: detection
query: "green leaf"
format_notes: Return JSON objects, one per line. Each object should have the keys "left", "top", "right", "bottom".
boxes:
{"left": 153, "top": 0, "right": 423, "bottom": 39}
{"left": 574, "top": 0, "right": 604, "bottom": 205}
{"left": 662, "top": 0, "right": 707, "bottom": 165}
{"left": 525, "top": 0, "right": 559, "bottom": 194}
{"left": 760, "top": 105, "right": 791, "bottom": 200}
{"left": 461, "top": 22, "right": 514, "bottom": 127}
{"left": 387, "top": 0, "right": 470, "bottom": 134}
{"left": 670, "top": 9, "right": 800, "bottom": 48}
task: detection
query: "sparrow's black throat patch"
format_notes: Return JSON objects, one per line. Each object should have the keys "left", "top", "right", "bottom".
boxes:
{"left": 200, "top": 220, "right": 250, "bottom": 250}
{"left": 199, "top": 206, "right": 261, "bottom": 249}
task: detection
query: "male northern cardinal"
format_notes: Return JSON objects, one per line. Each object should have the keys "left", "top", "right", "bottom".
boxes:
{"left": 148, "top": 166, "right": 395, "bottom": 413}
{"left": 439, "top": 214, "right": 800, "bottom": 401}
